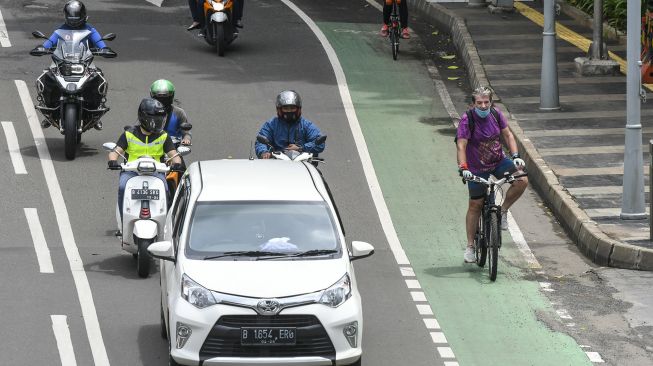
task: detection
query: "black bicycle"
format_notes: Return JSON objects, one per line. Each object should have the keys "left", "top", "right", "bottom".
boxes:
{"left": 466, "top": 171, "right": 527, "bottom": 281}
{"left": 388, "top": 0, "right": 400, "bottom": 60}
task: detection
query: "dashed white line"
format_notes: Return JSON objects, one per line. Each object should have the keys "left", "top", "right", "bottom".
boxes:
{"left": 144, "top": 0, "right": 164, "bottom": 6}
{"left": 411, "top": 291, "right": 427, "bottom": 302}
{"left": 586, "top": 351, "right": 605, "bottom": 363}
{"left": 400, "top": 266, "right": 415, "bottom": 276}
{"left": 0, "top": 9, "right": 11, "bottom": 47}
{"left": 430, "top": 332, "right": 448, "bottom": 344}
{"left": 1, "top": 121, "right": 27, "bottom": 174}
{"left": 444, "top": 362, "right": 460, "bottom": 366}
{"left": 16, "top": 80, "right": 110, "bottom": 366}
{"left": 423, "top": 318, "right": 441, "bottom": 330}
{"left": 437, "top": 347, "right": 456, "bottom": 358}
{"left": 405, "top": 279, "right": 421, "bottom": 289}
{"left": 24, "top": 208, "right": 54, "bottom": 273}
{"left": 556, "top": 309, "right": 573, "bottom": 320}
{"left": 51, "top": 315, "right": 78, "bottom": 366}
{"left": 417, "top": 304, "right": 434, "bottom": 315}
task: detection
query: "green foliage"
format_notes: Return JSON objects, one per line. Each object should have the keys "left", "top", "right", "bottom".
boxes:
{"left": 565, "top": 0, "right": 647, "bottom": 32}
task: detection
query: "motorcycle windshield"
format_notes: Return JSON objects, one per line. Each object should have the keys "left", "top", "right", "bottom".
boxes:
{"left": 52, "top": 29, "right": 93, "bottom": 64}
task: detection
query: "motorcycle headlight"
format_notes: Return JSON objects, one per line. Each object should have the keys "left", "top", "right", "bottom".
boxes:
{"left": 137, "top": 161, "right": 156, "bottom": 173}
{"left": 181, "top": 274, "right": 217, "bottom": 309}
{"left": 212, "top": 1, "right": 224, "bottom": 11}
{"left": 70, "top": 64, "right": 85, "bottom": 74}
{"left": 318, "top": 274, "right": 351, "bottom": 308}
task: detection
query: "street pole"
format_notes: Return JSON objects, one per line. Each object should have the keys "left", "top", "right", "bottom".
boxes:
{"left": 591, "top": 0, "right": 603, "bottom": 59}
{"left": 621, "top": 0, "right": 647, "bottom": 220}
{"left": 540, "top": 0, "right": 560, "bottom": 110}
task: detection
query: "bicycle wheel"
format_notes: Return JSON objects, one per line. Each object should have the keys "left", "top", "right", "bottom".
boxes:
{"left": 389, "top": 25, "right": 398, "bottom": 60}
{"left": 475, "top": 215, "right": 487, "bottom": 267}
{"left": 487, "top": 211, "right": 500, "bottom": 281}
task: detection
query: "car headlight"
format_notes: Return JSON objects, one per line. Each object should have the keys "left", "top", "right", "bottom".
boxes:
{"left": 212, "top": 0, "right": 224, "bottom": 11}
{"left": 181, "top": 274, "right": 217, "bottom": 309}
{"left": 318, "top": 273, "right": 351, "bottom": 308}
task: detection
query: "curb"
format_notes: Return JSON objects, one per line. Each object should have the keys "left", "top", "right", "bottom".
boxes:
{"left": 409, "top": 0, "right": 653, "bottom": 271}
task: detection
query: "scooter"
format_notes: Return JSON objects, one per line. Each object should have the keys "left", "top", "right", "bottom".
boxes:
{"left": 103, "top": 142, "right": 190, "bottom": 278}
{"left": 203, "top": 0, "right": 237, "bottom": 56}
{"left": 256, "top": 135, "right": 327, "bottom": 164}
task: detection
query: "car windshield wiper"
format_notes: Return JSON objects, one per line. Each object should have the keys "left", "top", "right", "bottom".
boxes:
{"left": 256, "top": 249, "right": 339, "bottom": 261}
{"left": 202, "top": 251, "right": 287, "bottom": 260}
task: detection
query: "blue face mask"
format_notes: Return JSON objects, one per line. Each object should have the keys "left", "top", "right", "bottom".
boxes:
{"left": 475, "top": 107, "right": 490, "bottom": 118}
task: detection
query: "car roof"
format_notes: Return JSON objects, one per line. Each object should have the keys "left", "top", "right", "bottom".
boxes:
{"left": 193, "top": 159, "right": 326, "bottom": 202}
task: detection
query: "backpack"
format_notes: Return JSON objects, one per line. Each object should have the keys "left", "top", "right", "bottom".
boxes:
{"left": 454, "top": 107, "right": 500, "bottom": 144}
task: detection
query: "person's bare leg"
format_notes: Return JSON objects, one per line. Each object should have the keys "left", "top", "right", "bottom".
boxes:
{"left": 466, "top": 198, "right": 484, "bottom": 248}
{"left": 500, "top": 177, "right": 528, "bottom": 212}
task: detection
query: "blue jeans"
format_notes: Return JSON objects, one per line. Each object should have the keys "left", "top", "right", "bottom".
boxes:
{"left": 467, "top": 157, "right": 517, "bottom": 200}
{"left": 188, "top": 0, "right": 204, "bottom": 24}
{"left": 118, "top": 172, "right": 167, "bottom": 220}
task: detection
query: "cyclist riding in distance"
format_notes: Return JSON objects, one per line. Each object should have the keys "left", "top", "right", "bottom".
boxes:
{"left": 254, "top": 90, "right": 325, "bottom": 159}
{"left": 149, "top": 79, "right": 192, "bottom": 147}
{"left": 456, "top": 86, "right": 528, "bottom": 263}
{"left": 380, "top": 0, "right": 410, "bottom": 39}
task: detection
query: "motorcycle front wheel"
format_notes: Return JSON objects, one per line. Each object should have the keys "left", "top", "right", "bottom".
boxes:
{"left": 136, "top": 238, "right": 153, "bottom": 278}
{"left": 63, "top": 103, "right": 78, "bottom": 160}
{"left": 214, "top": 22, "right": 226, "bottom": 57}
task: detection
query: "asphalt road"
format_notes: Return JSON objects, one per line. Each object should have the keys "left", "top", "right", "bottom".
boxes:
{"left": 0, "top": 0, "right": 651, "bottom": 366}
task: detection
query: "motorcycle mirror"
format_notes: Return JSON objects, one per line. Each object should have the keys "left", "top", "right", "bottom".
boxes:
{"left": 101, "top": 33, "right": 116, "bottom": 41}
{"left": 32, "top": 30, "right": 48, "bottom": 39}
{"left": 256, "top": 135, "right": 271, "bottom": 145}
{"left": 102, "top": 142, "right": 117, "bottom": 152}
{"left": 315, "top": 135, "right": 327, "bottom": 145}
{"left": 177, "top": 146, "right": 191, "bottom": 156}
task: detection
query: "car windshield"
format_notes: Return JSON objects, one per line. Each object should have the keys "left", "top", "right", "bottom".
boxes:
{"left": 185, "top": 201, "right": 340, "bottom": 260}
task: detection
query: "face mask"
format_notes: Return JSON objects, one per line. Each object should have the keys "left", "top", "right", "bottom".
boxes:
{"left": 281, "top": 112, "right": 299, "bottom": 124}
{"left": 475, "top": 107, "right": 490, "bottom": 118}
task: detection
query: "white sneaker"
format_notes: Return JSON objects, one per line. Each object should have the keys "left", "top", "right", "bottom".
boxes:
{"left": 464, "top": 247, "right": 475, "bottom": 263}
{"left": 501, "top": 210, "right": 508, "bottom": 230}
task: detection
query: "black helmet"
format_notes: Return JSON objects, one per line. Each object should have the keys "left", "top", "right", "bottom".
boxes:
{"left": 275, "top": 90, "right": 302, "bottom": 124}
{"left": 138, "top": 98, "right": 167, "bottom": 133}
{"left": 64, "top": 1, "right": 87, "bottom": 28}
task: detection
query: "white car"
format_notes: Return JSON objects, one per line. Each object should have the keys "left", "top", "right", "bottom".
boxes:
{"left": 148, "top": 159, "right": 375, "bottom": 366}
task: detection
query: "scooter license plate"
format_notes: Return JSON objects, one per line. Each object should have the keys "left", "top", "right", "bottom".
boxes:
{"left": 131, "top": 189, "right": 160, "bottom": 200}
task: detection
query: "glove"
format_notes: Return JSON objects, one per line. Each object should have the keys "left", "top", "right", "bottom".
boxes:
{"left": 170, "top": 163, "right": 184, "bottom": 172}
{"left": 458, "top": 162, "right": 473, "bottom": 180}
{"left": 107, "top": 160, "right": 121, "bottom": 170}
{"left": 29, "top": 46, "right": 48, "bottom": 56}
{"left": 511, "top": 153, "right": 526, "bottom": 169}
{"left": 100, "top": 47, "right": 117, "bottom": 58}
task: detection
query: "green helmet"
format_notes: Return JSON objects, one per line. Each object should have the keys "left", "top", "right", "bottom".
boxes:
{"left": 149, "top": 79, "right": 175, "bottom": 108}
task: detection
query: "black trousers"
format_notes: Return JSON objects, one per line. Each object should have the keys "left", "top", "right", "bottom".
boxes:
{"left": 383, "top": 1, "right": 408, "bottom": 29}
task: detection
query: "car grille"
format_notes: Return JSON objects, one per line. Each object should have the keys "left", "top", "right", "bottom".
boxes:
{"left": 199, "top": 315, "right": 336, "bottom": 359}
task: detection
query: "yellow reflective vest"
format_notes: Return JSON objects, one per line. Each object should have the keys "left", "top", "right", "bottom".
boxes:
{"left": 125, "top": 130, "right": 168, "bottom": 162}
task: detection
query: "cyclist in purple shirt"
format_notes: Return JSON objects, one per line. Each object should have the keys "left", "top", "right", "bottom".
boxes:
{"left": 456, "top": 86, "right": 528, "bottom": 263}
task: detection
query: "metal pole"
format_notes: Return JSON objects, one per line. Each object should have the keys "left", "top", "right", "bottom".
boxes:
{"left": 621, "top": 0, "right": 646, "bottom": 219}
{"left": 540, "top": 0, "right": 560, "bottom": 110}
{"left": 650, "top": 140, "right": 652, "bottom": 239}
{"left": 591, "top": 0, "right": 603, "bottom": 59}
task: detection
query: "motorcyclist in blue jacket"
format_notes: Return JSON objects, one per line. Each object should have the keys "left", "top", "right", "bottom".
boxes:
{"left": 255, "top": 90, "right": 325, "bottom": 159}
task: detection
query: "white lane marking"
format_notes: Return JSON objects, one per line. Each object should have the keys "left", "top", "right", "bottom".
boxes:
{"left": 1, "top": 121, "right": 27, "bottom": 174}
{"left": 430, "top": 332, "right": 448, "bottom": 344}
{"left": 539, "top": 282, "right": 555, "bottom": 292}
{"left": 423, "top": 318, "right": 441, "bottom": 330}
{"left": 281, "top": 0, "right": 410, "bottom": 265}
{"left": 0, "top": 9, "right": 11, "bottom": 47}
{"left": 556, "top": 309, "right": 573, "bottom": 320}
{"left": 417, "top": 304, "right": 434, "bottom": 315}
{"left": 16, "top": 80, "right": 110, "bottom": 366}
{"left": 24, "top": 208, "right": 54, "bottom": 273}
{"left": 365, "top": 0, "right": 383, "bottom": 11}
{"left": 444, "top": 362, "right": 460, "bottom": 366}
{"left": 400, "top": 266, "right": 415, "bottom": 277}
{"left": 145, "top": 0, "right": 164, "bottom": 6}
{"left": 51, "top": 315, "right": 78, "bottom": 366}
{"left": 507, "top": 211, "right": 542, "bottom": 269}
{"left": 586, "top": 351, "right": 605, "bottom": 363}
{"left": 437, "top": 347, "right": 456, "bottom": 358}
{"left": 411, "top": 291, "right": 427, "bottom": 302}
{"left": 405, "top": 279, "right": 421, "bottom": 289}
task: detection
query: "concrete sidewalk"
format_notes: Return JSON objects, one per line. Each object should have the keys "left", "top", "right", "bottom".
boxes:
{"left": 410, "top": 0, "right": 653, "bottom": 270}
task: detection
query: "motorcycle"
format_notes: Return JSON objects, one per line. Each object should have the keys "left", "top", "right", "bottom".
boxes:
{"left": 103, "top": 142, "right": 190, "bottom": 278}
{"left": 31, "top": 29, "right": 117, "bottom": 160}
{"left": 203, "top": 0, "right": 237, "bottom": 56}
{"left": 256, "top": 135, "right": 327, "bottom": 165}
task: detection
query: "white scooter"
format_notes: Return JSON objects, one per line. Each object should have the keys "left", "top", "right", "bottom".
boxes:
{"left": 103, "top": 142, "right": 190, "bottom": 278}
{"left": 256, "top": 135, "right": 326, "bottom": 164}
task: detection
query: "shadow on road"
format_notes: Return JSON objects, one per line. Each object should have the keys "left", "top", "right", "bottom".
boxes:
{"left": 137, "top": 323, "right": 169, "bottom": 366}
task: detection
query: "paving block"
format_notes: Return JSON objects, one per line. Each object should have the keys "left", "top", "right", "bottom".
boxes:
{"left": 638, "top": 248, "right": 653, "bottom": 271}
{"left": 609, "top": 244, "right": 640, "bottom": 269}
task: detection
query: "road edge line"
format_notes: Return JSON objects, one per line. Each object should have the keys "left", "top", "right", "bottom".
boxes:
{"left": 51, "top": 315, "right": 78, "bottom": 366}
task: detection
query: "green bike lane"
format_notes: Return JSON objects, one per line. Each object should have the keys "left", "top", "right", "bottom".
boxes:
{"left": 316, "top": 21, "right": 592, "bottom": 366}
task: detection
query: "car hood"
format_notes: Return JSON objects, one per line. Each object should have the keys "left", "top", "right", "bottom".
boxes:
{"left": 182, "top": 258, "right": 349, "bottom": 298}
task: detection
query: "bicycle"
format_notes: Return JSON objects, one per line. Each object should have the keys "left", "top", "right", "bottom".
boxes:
{"left": 465, "top": 171, "right": 528, "bottom": 281}
{"left": 388, "top": 0, "right": 400, "bottom": 60}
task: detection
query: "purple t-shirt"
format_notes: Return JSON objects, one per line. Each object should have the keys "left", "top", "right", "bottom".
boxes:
{"left": 456, "top": 108, "right": 508, "bottom": 174}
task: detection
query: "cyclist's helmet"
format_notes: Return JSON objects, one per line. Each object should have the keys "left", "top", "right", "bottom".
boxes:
{"left": 276, "top": 90, "right": 302, "bottom": 124}
{"left": 149, "top": 79, "right": 175, "bottom": 109}
{"left": 63, "top": 1, "right": 87, "bottom": 28}
{"left": 138, "top": 98, "right": 167, "bottom": 134}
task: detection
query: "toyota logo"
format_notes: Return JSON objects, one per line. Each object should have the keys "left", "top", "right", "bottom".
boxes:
{"left": 256, "top": 299, "right": 281, "bottom": 315}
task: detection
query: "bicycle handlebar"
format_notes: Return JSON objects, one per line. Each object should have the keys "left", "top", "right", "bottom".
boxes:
{"left": 464, "top": 171, "right": 528, "bottom": 186}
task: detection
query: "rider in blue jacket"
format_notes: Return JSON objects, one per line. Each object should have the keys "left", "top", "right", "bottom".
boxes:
{"left": 255, "top": 90, "right": 325, "bottom": 159}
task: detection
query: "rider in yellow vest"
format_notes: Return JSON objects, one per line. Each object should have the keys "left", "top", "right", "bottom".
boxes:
{"left": 107, "top": 98, "right": 182, "bottom": 217}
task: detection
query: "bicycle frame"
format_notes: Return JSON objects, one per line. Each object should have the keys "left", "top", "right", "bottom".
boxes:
{"left": 388, "top": 0, "right": 400, "bottom": 60}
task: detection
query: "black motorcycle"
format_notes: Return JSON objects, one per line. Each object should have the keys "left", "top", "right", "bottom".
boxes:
{"left": 30, "top": 29, "right": 116, "bottom": 160}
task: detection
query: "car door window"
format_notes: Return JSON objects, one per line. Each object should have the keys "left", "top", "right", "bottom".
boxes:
{"left": 171, "top": 178, "right": 190, "bottom": 253}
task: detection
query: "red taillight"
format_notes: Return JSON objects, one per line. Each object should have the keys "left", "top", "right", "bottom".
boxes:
{"left": 140, "top": 207, "right": 151, "bottom": 219}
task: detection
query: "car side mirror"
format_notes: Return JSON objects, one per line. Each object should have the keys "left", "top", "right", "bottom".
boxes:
{"left": 256, "top": 135, "right": 271, "bottom": 145}
{"left": 32, "top": 30, "right": 48, "bottom": 39}
{"left": 315, "top": 135, "right": 327, "bottom": 145}
{"left": 148, "top": 241, "right": 175, "bottom": 262}
{"left": 101, "top": 33, "right": 116, "bottom": 41}
{"left": 102, "top": 142, "right": 117, "bottom": 152}
{"left": 350, "top": 241, "right": 374, "bottom": 261}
